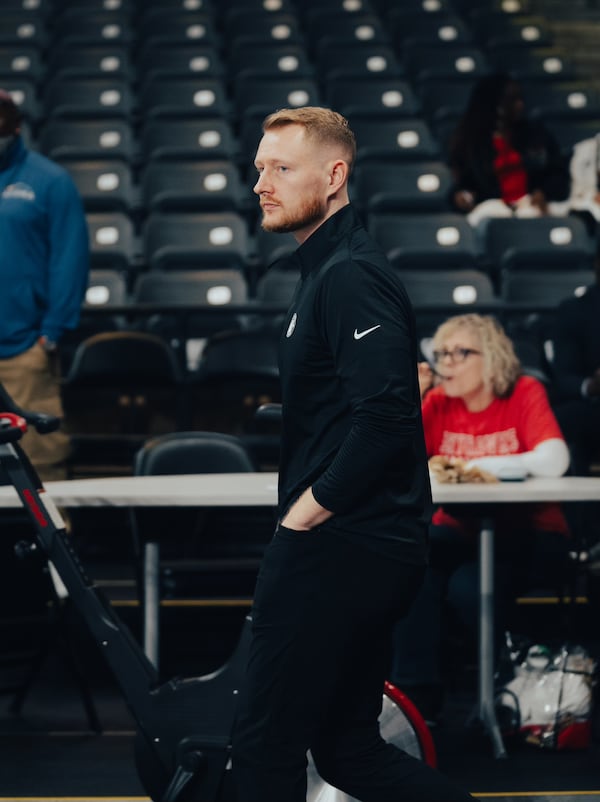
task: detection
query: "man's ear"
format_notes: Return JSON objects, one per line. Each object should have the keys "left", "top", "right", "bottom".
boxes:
{"left": 329, "top": 159, "right": 349, "bottom": 193}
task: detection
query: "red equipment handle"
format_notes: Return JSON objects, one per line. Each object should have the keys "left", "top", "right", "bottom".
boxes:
{"left": 0, "top": 412, "right": 28, "bottom": 444}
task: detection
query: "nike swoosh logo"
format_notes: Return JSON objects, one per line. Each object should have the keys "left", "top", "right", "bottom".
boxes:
{"left": 353, "top": 325, "right": 381, "bottom": 340}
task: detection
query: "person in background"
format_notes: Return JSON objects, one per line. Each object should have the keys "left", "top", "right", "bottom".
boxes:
{"left": 560, "top": 131, "right": 600, "bottom": 236}
{"left": 550, "top": 252, "right": 600, "bottom": 476}
{"left": 448, "top": 73, "right": 570, "bottom": 228}
{"left": 550, "top": 247, "right": 600, "bottom": 594}
{"left": 0, "top": 89, "right": 89, "bottom": 481}
{"left": 232, "top": 106, "right": 474, "bottom": 802}
{"left": 391, "top": 313, "right": 571, "bottom": 724}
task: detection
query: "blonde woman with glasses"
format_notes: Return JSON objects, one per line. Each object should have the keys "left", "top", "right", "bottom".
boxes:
{"left": 391, "top": 313, "right": 571, "bottom": 725}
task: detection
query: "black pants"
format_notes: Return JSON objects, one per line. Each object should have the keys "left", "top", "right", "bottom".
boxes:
{"left": 232, "top": 524, "right": 475, "bottom": 802}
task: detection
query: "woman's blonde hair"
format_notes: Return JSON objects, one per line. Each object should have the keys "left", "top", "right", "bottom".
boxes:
{"left": 262, "top": 106, "right": 356, "bottom": 172}
{"left": 432, "top": 313, "right": 521, "bottom": 398}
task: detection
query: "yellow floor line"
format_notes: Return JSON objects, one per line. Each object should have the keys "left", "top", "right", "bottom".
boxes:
{"left": 0, "top": 798, "right": 150, "bottom": 802}
{"left": 111, "top": 595, "right": 590, "bottom": 608}
{"left": 5, "top": 792, "right": 600, "bottom": 801}
{"left": 6, "top": 792, "right": 600, "bottom": 801}
{"left": 515, "top": 596, "right": 589, "bottom": 605}
{"left": 474, "top": 792, "right": 600, "bottom": 797}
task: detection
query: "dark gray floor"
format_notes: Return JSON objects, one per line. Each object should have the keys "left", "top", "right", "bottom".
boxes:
{"left": 1, "top": 647, "right": 599, "bottom": 802}
{"left": 1, "top": 508, "right": 599, "bottom": 801}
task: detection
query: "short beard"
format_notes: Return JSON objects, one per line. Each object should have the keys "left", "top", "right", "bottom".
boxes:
{"left": 261, "top": 194, "right": 327, "bottom": 234}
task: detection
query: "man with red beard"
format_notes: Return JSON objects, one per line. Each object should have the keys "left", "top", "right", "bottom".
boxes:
{"left": 231, "top": 107, "right": 474, "bottom": 802}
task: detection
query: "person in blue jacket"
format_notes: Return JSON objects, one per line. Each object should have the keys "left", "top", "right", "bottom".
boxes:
{"left": 0, "top": 89, "right": 89, "bottom": 480}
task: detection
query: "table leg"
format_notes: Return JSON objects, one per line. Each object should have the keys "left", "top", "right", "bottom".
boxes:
{"left": 143, "top": 541, "right": 160, "bottom": 669}
{"left": 479, "top": 517, "right": 507, "bottom": 759}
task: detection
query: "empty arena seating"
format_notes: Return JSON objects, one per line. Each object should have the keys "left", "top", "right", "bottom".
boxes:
{"left": 352, "top": 160, "right": 454, "bottom": 214}
{"left": 367, "top": 212, "right": 480, "bottom": 270}
{"left": 142, "top": 211, "right": 251, "bottom": 272}
{"left": 4, "top": 0, "right": 599, "bottom": 475}
{"left": 38, "top": 119, "right": 136, "bottom": 162}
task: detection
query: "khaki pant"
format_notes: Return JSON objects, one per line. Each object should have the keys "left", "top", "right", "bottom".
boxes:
{"left": 0, "top": 342, "right": 71, "bottom": 481}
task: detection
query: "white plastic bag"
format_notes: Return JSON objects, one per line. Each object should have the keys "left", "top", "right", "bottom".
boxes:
{"left": 496, "top": 643, "right": 596, "bottom": 750}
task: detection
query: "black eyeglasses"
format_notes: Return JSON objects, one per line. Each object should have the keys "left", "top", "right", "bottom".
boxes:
{"left": 432, "top": 347, "right": 481, "bottom": 364}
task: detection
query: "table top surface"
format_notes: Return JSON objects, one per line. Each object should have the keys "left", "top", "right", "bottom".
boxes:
{"left": 0, "top": 473, "right": 598, "bottom": 508}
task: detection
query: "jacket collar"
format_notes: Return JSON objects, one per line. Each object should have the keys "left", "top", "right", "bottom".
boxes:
{"left": 292, "top": 204, "right": 360, "bottom": 279}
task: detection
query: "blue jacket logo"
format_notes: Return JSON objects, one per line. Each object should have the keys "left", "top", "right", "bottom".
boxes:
{"left": 2, "top": 182, "right": 35, "bottom": 201}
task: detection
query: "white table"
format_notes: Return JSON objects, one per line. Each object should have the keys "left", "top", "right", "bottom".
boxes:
{"left": 1, "top": 473, "right": 599, "bottom": 758}
{"left": 0, "top": 473, "right": 280, "bottom": 509}
{"left": 2, "top": 472, "right": 598, "bottom": 507}
{"left": 1, "top": 473, "right": 598, "bottom": 508}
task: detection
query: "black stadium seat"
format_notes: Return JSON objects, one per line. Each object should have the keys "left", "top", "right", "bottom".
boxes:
{"left": 316, "top": 44, "right": 404, "bottom": 83}
{"left": 233, "top": 76, "right": 321, "bottom": 125}
{"left": 38, "top": 119, "right": 135, "bottom": 162}
{"left": 368, "top": 213, "right": 480, "bottom": 271}
{"left": 60, "top": 160, "right": 135, "bottom": 213}
{"left": 351, "top": 118, "right": 440, "bottom": 162}
{"left": 222, "top": 11, "right": 304, "bottom": 50}
{"left": 44, "top": 78, "right": 134, "bottom": 120}
{"left": 402, "top": 43, "right": 489, "bottom": 83}
{"left": 140, "top": 119, "right": 238, "bottom": 163}
{"left": 47, "top": 45, "right": 133, "bottom": 81}
{"left": 307, "top": 11, "right": 390, "bottom": 52}
{"left": 486, "top": 45, "right": 576, "bottom": 82}
{"left": 352, "top": 160, "right": 453, "bottom": 214}
{"left": 137, "top": 9, "right": 219, "bottom": 49}
{"left": 482, "top": 216, "right": 595, "bottom": 274}
{"left": 138, "top": 45, "right": 224, "bottom": 83}
{"left": 0, "top": 12, "right": 48, "bottom": 49}
{"left": 326, "top": 77, "right": 421, "bottom": 120}
{"left": 133, "top": 270, "right": 250, "bottom": 367}
{"left": 0, "top": 46, "right": 43, "bottom": 84}
{"left": 139, "top": 77, "right": 229, "bottom": 120}
{"left": 521, "top": 80, "right": 600, "bottom": 122}
{"left": 51, "top": 10, "right": 134, "bottom": 47}
{"left": 388, "top": 10, "right": 473, "bottom": 47}
{"left": 227, "top": 44, "right": 314, "bottom": 83}
{"left": 62, "top": 331, "right": 186, "bottom": 474}
{"left": 140, "top": 160, "right": 252, "bottom": 216}
{"left": 397, "top": 268, "right": 499, "bottom": 340}
{"left": 143, "top": 212, "right": 251, "bottom": 272}
{"left": 468, "top": 10, "right": 553, "bottom": 48}
{"left": 499, "top": 269, "right": 596, "bottom": 307}
{"left": 86, "top": 211, "right": 137, "bottom": 273}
